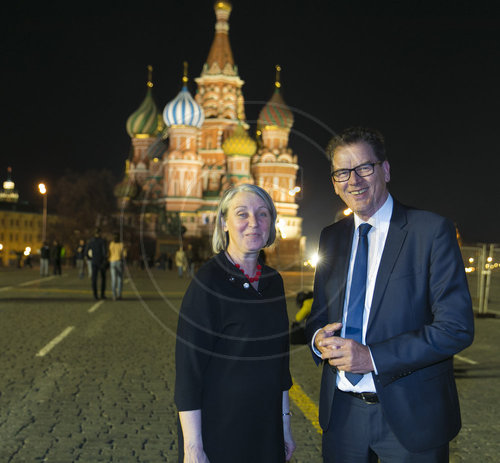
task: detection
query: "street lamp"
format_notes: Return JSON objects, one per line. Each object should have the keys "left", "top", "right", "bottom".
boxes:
{"left": 38, "top": 183, "right": 47, "bottom": 243}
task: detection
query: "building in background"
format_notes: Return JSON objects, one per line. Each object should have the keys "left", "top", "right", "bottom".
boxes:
{"left": 0, "top": 169, "right": 57, "bottom": 267}
{"left": 114, "top": 1, "right": 304, "bottom": 268}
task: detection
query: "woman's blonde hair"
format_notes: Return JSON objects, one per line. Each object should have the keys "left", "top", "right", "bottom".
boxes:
{"left": 212, "top": 184, "right": 277, "bottom": 253}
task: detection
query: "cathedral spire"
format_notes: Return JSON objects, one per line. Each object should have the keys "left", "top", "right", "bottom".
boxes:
{"left": 275, "top": 64, "right": 281, "bottom": 90}
{"left": 258, "top": 65, "right": 294, "bottom": 131}
{"left": 203, "top": 1, "right": 236, "bottom": 76}
{"left": 147, "top": 64, "right": 153, "bottom": 88}
{"left": 182, "top": 61, "right": 189, "bottom": 86}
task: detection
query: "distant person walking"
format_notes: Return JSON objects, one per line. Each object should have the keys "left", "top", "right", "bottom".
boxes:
{"left": 24, "top": 253, "right": 33, "bottom": 268}
{"left": 87, "top": 228, "right": 107, "bottom": 300}
{"left": 185, "top": 244, "right": 195, "bottom": 276}
{"left": 51, "top": 240, "right": 62, "bottom": 275}
{"left": 86, "top": 239, "right": 92, "bottom": 279}
{"left": 109, "top": 232, "right": 126, "bottom": 301}
{"left": 75, "top": 239, "right": 86, "bottom": 278}
{"left": 175, "top": 247, "right": 187, "bottom": 278}
{"left": 40, "top": 241, "right": 50, "bottom": 277}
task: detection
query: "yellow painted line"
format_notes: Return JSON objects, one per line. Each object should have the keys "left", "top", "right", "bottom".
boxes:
{"left": 290, "top": 377, "right": 322, "bottom": 434}
{"left": 455, "top": 354, "right": 478, "bottom": 365}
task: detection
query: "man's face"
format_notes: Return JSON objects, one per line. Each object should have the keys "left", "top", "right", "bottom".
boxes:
{"left": 332, "top": 141, "right": 390, "bottom": 221}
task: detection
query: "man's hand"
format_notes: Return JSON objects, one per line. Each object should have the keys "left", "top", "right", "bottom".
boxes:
{"left": 315, "top": 323, "right": 374, "bottom": 374}
{"left": 314, "top": 322, "right": 342, "bottom": 356}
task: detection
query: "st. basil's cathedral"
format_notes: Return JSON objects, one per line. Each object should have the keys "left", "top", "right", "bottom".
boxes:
{"left": 114, "top": 1, "right": 304, "bottom": 268}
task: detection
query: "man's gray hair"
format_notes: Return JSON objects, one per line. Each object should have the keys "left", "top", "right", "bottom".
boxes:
{"left": 212, "top": 183, "right": 277, "bottom": 253}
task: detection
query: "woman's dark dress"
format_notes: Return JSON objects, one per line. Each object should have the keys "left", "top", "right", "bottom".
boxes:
{"left": 175, "top": 252, "right": 292, "bottom": 463}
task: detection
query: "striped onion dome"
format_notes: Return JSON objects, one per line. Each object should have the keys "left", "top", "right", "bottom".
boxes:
{"left": 126, "top": 87, "right": 161, "bottom": 137}
{"left": 257, "top": 89, "right": 294, "bottom": 130}
{"left": 222, "top": 124, "right": 257, "bottom": 156}
{"left": 163, "top": 86, "right": 205, "bottom": 128}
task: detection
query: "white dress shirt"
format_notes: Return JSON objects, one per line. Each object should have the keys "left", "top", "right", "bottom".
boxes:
{"left": 313, "top": 194, "right": 394, "bottom": 393}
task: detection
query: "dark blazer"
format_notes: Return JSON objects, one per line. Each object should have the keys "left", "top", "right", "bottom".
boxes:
{"left": 305, "top": 200, "right": 474, "bottom": 453}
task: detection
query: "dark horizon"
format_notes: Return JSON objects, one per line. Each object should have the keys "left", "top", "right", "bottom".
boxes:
{"left": 3, "top": 0, "right": 499, "bottom": 250}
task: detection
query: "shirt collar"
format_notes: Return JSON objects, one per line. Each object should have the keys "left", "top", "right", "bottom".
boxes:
{"left": 353, "top": 193, "right": 394, "bottom": 231}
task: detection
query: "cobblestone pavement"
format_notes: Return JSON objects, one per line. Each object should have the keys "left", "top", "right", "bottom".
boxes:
{"left": 0, "top": 266, "right": 498, "bottom": 462}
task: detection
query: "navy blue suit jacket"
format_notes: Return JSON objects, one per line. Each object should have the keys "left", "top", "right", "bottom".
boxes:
{"left": 305, "top": 200, "right": 474, "bottom": 452}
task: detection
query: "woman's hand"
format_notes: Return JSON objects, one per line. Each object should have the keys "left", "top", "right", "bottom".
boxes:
{"left": 179, "top": 410, "right": 210, "bottom": 463}
{"left": 283, "top": 415, "right": 296, "bottom": 461}
{"left": 184, "top": 444, "right": 210, "bottom": 463}
{"left": 282, "top": 391, "right": 296, "bottom": 460}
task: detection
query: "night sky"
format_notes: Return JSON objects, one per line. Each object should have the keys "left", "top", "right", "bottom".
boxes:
{"left": 3, "top": 0, "right": 499, "bottom": 251}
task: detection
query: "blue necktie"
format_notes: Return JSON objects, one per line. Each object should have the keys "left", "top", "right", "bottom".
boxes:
{"left": 345, "top": 223, "right": 372, "bottom": 386}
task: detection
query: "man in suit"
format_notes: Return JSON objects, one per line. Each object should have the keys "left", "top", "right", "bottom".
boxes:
{"left": 305, "top": 127, "right": 474, "bottom": 462}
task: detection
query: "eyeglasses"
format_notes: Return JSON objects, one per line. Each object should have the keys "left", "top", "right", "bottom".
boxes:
{"left": 331, "top": 161, "right": 382, "bottom": 182}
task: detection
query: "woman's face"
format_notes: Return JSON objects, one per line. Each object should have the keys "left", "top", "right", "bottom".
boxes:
{"left": 223, "top": 191, "right": 271, "bottom": 256}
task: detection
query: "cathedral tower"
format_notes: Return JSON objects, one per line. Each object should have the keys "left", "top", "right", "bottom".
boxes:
{"left": 253, "top": 66, "right": 302, "bottom": 240}
{"left": 162, "top": 64, "right": 204, "bottom": 217}
{"left": 195, "top": 1, "right": 246, "bottom": 198}
{"left": 222, "top": 123, "right": 257, "bottom": 186}
{"left": 125, "top": 65, "right": 163, "bottom": 187}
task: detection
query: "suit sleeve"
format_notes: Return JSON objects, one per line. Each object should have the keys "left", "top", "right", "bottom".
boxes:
{"left": 369, "top": 217, "right": 474, "bottom": 387}
{"left": 174, "top": 278, "right": 220, "bottom": 411}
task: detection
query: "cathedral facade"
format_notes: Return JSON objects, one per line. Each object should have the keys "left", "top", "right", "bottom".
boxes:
{"left": 114, "top": 1, "right": 304, "bottom": 268}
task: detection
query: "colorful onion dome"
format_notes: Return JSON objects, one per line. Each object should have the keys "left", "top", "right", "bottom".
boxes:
{"left": 257, "top": 65, "right": 294, "bottom": 130}
{"left": 163, "top": 86, "right": 205, "bottom": 129}
{"left": 163, "top": 62, "right": 205, "bottom": 129}
{"left": 222, "top": 124, "right": 257, "bottom": 156}
{"left": 258, "top": 89, "right": 294, "bottom": 130}
{"left": 126, "top": 66, "right": 161, "bottom": 137}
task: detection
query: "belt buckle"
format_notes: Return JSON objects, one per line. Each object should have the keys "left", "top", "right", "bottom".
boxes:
{"left": 360, "top": 392, "right": 378, "bottom": 404}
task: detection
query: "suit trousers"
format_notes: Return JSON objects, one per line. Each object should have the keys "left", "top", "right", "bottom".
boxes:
{"left": 91, "top": 264, "right": 106, "bottom": 298}
{"left": 322, "top": 390, "right": 449, "bottom": 463}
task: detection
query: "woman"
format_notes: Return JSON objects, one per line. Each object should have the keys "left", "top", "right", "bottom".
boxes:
{"left": 109, "top": 232, "right": 126, "bottom": 300}
{"left": 175, "top": 184, "right": 295, "bottom": 463}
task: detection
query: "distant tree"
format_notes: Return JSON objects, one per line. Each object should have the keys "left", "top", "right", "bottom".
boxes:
{"left": 50, "top": 169, "right": 117, "bottom": 246}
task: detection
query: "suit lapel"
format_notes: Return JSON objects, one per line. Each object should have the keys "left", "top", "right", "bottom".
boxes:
{"left": 325, "top": 218, "right": 354, "bottom": 322}
{"left": 368, "top": 201, "right": 408, "bottom": 331}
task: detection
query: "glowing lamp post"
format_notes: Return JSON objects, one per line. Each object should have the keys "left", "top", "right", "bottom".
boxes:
{"left": 343, "top": 208, "right": 353, "bottom": 216}
{"left": 38, "top": 183, "right": 47, "bottom": 243}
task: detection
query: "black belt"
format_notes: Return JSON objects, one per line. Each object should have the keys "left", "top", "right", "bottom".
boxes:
{"left": 337, "top": 389, "right": 379, "bottom": 404}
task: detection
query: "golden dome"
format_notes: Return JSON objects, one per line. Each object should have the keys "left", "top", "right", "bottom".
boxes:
{"left": 222, "top": 124, "right": 257, "bottom": 157}
{"left": 214, "top": 1, "right": 232, "bottom": 12}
